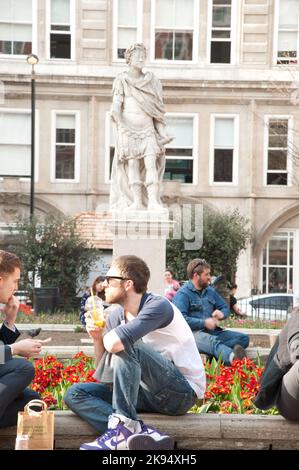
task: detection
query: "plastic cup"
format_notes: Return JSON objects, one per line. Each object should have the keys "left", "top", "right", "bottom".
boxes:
{"left": 92, "top": 306, "right": 106, "bottom": 328}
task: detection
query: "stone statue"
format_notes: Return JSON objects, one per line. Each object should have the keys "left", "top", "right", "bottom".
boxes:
{"left": 109, "top": 43, "right": 173, "bottom": 212}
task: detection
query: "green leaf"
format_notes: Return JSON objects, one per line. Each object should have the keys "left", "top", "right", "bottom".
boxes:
{"left": 167, "top": 207, "right": 251, "bottom": 282}
{"left": 9, "top": 215, "right": 101, "bottom": 310}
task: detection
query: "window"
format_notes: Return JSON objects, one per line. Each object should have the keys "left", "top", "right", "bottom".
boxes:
{"left": 0, "top": 110, "right": 38, "bottom": 178}
{"left": 209, "top": 0, "right": 234, "bottom": 64}
{"left": 0, "top": 0, "right": 35, "bottom": 56}
{"left": 164, "top": 115, "right": 196, "bottom": 183}
{"left": 105, "top": 112, "right": 197, "bottom": 184}
{"left": 210, "top": 115, "right": 238, "bottom": 184}
{"left": 262, "top": 231, "right": 294, "bottom": 294}
{"left": 48, "top": 0, "right": 74, "bottom": 59}
{"left": 106, "top": 113, "right": 115, "bottom": 182}
{"left": 113, "top": 0, "right": 143, "bottom": 60}
{"left": 275, "top": 0, "right": 299, "bottom": 65}
{"left": 265, "top": 117, "right": 291, "bottom": 186}
{"left": 152, "top": 0, "right": 198, "bottom": 62}
{"left": 0, "top": 111, "right": 30, "bottom": 175}
{"left": 52, "top": 112, "right": 79, "bottom": 182}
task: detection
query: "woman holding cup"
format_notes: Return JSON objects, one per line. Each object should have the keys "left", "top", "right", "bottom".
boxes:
{"left": 79, "top": 276, "right": 106, "bottom": 325}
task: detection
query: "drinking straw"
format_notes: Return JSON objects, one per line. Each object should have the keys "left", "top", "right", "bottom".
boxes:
{"left": 90, "top": 287, "right": 97, "bottom": 320}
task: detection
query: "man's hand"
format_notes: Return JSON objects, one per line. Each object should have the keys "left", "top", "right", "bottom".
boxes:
{"left": 85, "top": 312, "right": 104, "bottom": 341}
{"left": 204, "top": 318, "right": 218, "bottom": 330}
{"left": 2, "top": 296, "right": 20, "bottom": 328}
{"left": 212, "top": 309, "right": 225, "bottom": 321}
{"left": 10, "top": 338, "right": 42, "bottom": 358}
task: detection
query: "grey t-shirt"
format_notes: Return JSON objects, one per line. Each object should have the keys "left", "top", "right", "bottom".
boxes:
{"left": 93, "top": 293, "right": 174, "bottom": 382}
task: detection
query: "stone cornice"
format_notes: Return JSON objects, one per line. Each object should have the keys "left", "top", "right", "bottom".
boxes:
{"left": 1, "top": 76, "right": 298, "bottom": 104}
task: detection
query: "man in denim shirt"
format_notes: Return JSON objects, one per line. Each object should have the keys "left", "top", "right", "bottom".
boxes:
{"left": 173, "top": 258, "right": 249, "bottom": 365}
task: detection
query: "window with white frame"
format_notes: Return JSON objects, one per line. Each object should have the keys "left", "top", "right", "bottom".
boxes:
{"left": 113, "top": 0, "right": 142, "bottom": 60}
{"left": 209, "top": 0, "right": 233, "bottom": 64}
{"left": 266, "top": 118, "right": 290, "bottom": 186}
{"left": 153, "top": 0, "right": 196, "bottom": 61}
{"left": 211, "top": 116, "right": 237, "bottom": 183}
{"left": 164, "top": 115, "right": 195, "bottom": 183}
{"left": 54, "top": 113, "right": 78, "bottom": 180}
{"left": 0, "top": 111, "right": 31, "bottom": 176}
{"left": 276, "top": 0, "right": 299, "bottom": 65}
{"left": 0, "top": 0, "right": 33, "bottom": 56}
{"left": 106, "top": 113, "right": 196, "bottom": 184}
{"left": 262, "top": 231, "right": 294, "bottom": 294}
{"left": 49, "top": 0, "right": 73, "bottom": 59}
{"left": 107, "top": 116, "right": 115, "bottom": 182}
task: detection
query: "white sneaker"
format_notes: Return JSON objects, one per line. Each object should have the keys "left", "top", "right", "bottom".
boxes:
{"left": 127, "top": 422, "right": 174, "bottom": 450}
{"left": 80, "top": 414, "right": 141, "bottom": 451}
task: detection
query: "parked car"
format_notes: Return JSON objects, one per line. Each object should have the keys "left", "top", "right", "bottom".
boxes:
{"left": 238, "top": 293, "right": 294, "bottom": 321}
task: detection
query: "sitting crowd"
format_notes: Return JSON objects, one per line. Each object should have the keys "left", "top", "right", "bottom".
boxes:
{"left": 1, "top": 249, "right": 299, "bottom": 451}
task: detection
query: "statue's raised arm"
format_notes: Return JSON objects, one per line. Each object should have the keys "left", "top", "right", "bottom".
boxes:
{"left": 109, "top": 43, "right": 173, "bottom": 213}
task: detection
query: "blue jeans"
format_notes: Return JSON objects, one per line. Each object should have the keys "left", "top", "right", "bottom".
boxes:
{"left": 193, "top": 328, "right": 249, "bottom": 365}
{"left": 64, "top": 342, "right": 196, "bottom": 433}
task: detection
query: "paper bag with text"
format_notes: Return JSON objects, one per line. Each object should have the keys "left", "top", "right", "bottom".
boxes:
{"left": 15, "top": 399, "right": 54, "bottom": 450}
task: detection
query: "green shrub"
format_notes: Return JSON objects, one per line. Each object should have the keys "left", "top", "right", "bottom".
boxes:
{"left": 167, "top": 207, "right": 251, "bottom": 282}
{"left": 9, "top": 215, "right": 100, "bottom": 311}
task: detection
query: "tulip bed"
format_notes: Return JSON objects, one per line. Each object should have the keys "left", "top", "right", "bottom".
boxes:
{"left": 30, "top": 352, "right": 277, "bottom": 415}
{"left": 30, "top": 352, "right": 98, "bottom": 409}
{"left": 191, "top": 356, "right": 277, "bottom": 415}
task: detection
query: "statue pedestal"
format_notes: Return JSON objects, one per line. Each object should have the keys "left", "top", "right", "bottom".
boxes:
{"left": 107, "top": 211, "right": 173, "bottom": 295}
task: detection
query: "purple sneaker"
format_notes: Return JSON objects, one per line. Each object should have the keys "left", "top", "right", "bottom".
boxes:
{"left": 80, "top": 414, "right": 141, "bottom": 450}
{"left": 127, "top": 422, "right": 174, "bottom": 450}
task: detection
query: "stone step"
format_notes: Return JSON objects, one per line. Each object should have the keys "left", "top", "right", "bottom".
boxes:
{"left": 80, "top": 338, "right": 93, "bottom": 344}
{"left": 16, "top": 324, "right": 282, "bottom": 336}
{"left": 246, "top": 347, "right": 270, "bottom": 359}
{"left": 16, "top": 324, "right": 82, "bottom": 332}
{"left": 80, "top": 337, "right": 271, "bottom": 356}
{"left": 37, "top": 345, "right": 269, "bottom": 360}
{"left": 228, "top": 327, "right": 281, "bottom": 336}
{"left": 80, "top": 329, "right": 280, "bottom": 343}
{"left": 39, "top": 345, "right": 95, "bottom": 358}
{"left": 1, "top": 411, "right": 299, "bottom": 450}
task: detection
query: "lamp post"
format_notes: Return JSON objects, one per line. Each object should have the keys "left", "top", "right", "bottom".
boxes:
{"left": 26, "top": 54, "right": 39, "bottom": 218}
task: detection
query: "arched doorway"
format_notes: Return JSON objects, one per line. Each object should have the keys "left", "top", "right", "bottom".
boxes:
{"left": 253, "top": 201, "right": 299, "bottom": 294}
{"left": 0, "top": 194, "right": 65, "bottom": 250}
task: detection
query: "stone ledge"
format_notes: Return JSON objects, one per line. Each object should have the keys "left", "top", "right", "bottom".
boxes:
{"left": 16, "top": 324, "right": 282, "bottom": 336}
{"left": 16, "top": 324, "right": 82, "bottom": 332}
{"left": 227, "top": 328, "right": 281, "bottom": 336}
{"left": 1, "top": 411, "right": 299, "bottom": 450}
{"left": 36, "top": 345, "right": 270, "bottom": 360}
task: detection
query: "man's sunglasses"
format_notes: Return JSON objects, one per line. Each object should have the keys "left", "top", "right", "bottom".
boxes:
{"left": 192, "top": 260, "right": 209, "bottom": 275}
{"left": 104, "top": 276, "right": 128, "bottom": 284}
{"left": 192, "top": 262, "right": 202, "bottom": 274}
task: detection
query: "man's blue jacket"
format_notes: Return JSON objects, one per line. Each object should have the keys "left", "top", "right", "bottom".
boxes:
{"left": 172, "top": 280, "right": 230, "bottom": 331}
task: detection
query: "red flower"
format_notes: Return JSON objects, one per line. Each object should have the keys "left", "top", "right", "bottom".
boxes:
{"left": 18, "top": 303, "right": 33, "bottom": 316}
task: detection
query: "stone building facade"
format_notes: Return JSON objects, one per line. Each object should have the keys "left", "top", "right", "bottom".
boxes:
{"left": 1, "top": 0, "right": 299, "bottom": 295}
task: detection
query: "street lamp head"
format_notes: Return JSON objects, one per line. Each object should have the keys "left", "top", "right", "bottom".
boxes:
{"left": 26, "top": 54, "right": 39, "bottom": 66}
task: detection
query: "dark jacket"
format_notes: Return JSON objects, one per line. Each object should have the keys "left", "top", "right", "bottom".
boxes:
{"left": 0, "top": 323, "right": 20, "bottom": 363}
{"left": 80, "top": 292, "right": 90, "bottom": 325}
{"left": 254, "top": 312, "right": 299, "bottom": 410}
{"left": 172, "top": 281, "right": 230, "bottom": 331}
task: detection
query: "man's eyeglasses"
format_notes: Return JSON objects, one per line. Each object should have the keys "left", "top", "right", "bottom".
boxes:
{"left": 104, "top": 276, "right": 128, "bottom": 285}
